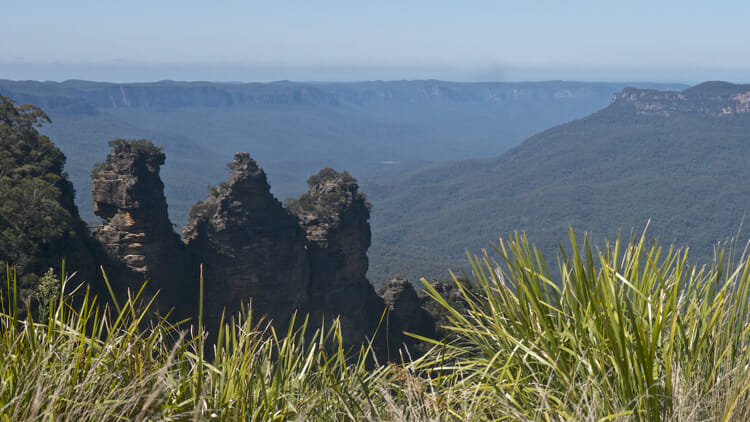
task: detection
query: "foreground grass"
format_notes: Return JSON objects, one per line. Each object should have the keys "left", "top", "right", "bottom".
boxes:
{"left": 3, "top": 230, "right": 750, "bottom": 421}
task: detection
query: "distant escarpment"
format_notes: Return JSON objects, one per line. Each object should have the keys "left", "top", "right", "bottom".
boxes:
{"left": 182, "top": 153, "right": 310, "bottom": 333}
{"left": 0, "top": 79, "right": 684, "bottom": 111}
{"left": 367, "top": 81, "right": 750, "bottom": 286}
{"left": 92, "top": 139, "right": 196, "bottom": 317}
{"left": 612, "top": 81, "right": 750, "bottom": 116}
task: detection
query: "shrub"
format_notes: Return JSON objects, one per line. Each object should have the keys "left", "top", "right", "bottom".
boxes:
{"left": 33, "top": 268, "right": 59, "bottom": 321}
{"left": 98, "top": 139, "right": 166, "bottom": 173}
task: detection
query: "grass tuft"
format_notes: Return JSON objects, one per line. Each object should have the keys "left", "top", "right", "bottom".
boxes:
{"left": 3, "top": 230, "right": 750, "bottom": 420}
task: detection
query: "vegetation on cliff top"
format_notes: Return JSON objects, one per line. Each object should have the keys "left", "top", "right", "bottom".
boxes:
{"left": 287, "top": 167, "right": 371, "bottom": 227}
{"left": 91, "top": 138, "right": 165, "bottom": 177}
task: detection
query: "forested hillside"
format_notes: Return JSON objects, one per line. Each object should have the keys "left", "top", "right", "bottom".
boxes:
{"left": 368, "top": 82, "right": 750, "bottom": 282}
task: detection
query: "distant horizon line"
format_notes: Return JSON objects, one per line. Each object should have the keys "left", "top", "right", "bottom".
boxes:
{"left": 3, "top": 62, "right": 750, "bottom": 86}
{"left": 0, "top": 77, "right": 703, "bottom": 87}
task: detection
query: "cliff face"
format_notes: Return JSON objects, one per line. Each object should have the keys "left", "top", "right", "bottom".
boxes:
{"left": 289, "top": 169, "right": 399, "bottom": 356}
{"left": 612, "top": 82, "right": 750, "bottom": 117}
{"left": 183, "top": 153, "right": 310, "bottom": 331}
{"left": 92, "top": 140, "right": 196, "bottom": 316}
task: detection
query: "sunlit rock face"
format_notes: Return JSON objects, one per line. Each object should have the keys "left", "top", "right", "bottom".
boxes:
{"left": 92, "top": 140, "right": 196, "bottom": 318}
{"left": 183, "top": 153, "right": 310, "bottom": 332}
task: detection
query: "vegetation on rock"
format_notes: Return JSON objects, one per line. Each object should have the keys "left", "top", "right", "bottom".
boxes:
{"left": 287, "top": 167, "right": 370, "bottom": 228}
{"left": 91, "top": 138, "right": 165, "bottom": 177}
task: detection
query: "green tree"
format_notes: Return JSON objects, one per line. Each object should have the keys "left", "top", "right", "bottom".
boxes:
{"left": 0, "top": 95, "right": 72, "bottom": 285}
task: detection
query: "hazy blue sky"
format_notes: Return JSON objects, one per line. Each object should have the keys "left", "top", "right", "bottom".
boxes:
{"left": 3, "top": 1, "right": 750, "bottom": 82}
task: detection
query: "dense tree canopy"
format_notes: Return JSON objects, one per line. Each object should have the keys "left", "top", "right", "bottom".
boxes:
{"left": 0, "top": 95, "right": 73, "bottom": 283}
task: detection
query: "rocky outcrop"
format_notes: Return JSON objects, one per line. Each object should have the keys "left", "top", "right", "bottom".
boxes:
{"left": 92, "top": 139, "right": 196, "bottom": 317}
{"left": 183, "top": 153, "right": 310, "bottom": 332}
{"left": 379, "top": 275, "right": 436, "bottom": 348}
{"left": 612, "top": 82, "right": 750, "bottom": 117}
{"left": 182, "top": 160, "right": 404, "bottom": 358}
{"left": 289, "top": 168, "right": 400, "bottom": 358}
{"left": 91, "top": 145, "right": 408, "bottom": 358}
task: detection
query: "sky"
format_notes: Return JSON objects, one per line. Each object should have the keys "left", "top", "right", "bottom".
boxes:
{"left": 3, "top": 1, "right": 750, "bottom": 83}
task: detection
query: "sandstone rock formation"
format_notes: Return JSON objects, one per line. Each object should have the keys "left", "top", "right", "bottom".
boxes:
{"left": 289, "top": 168, "right": 399, "bottom": 358}
{"left": 92, "top": 139, "right": 196, "bottom": 317}
{"left": 183, "top": 153, "right": 310, "bottom": 332}
{"left": 92, "top": 145, "right": 408, "bottom": 359}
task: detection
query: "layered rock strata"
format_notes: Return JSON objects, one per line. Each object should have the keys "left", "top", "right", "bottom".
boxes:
{"left": 92, "top": 139, "right": 195, "bottom": 317}
{"left": 183, "top": 153, "right": 310, "bottom": 331}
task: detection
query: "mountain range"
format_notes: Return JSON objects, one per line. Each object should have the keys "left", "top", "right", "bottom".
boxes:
{"left": 368, "top": 81, "right": 750, "bottom": 282}
{"left": 0, "top": 79, "right": 684, "bottom": 221}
